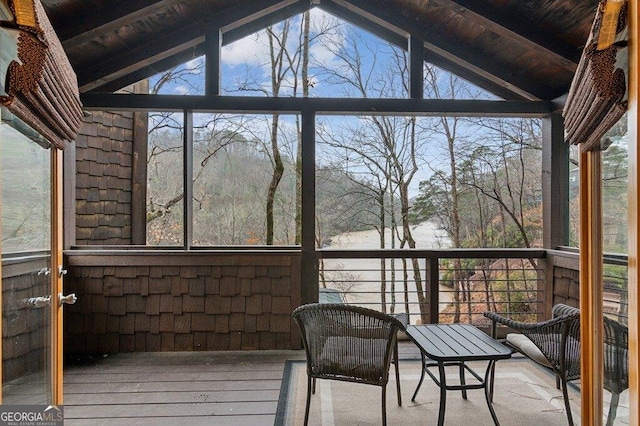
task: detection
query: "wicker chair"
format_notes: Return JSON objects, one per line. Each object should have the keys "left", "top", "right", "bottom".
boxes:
{"left": 292, "top": 303, "right": 407, "bottom": 426}
{"left": 484, "top": 304, "right": 628, "bottom": 426}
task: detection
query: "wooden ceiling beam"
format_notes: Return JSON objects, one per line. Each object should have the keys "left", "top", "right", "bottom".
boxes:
{"left": 322, "top": 0, "right": 526, "bottom": 100}
{"left": 91, "top": 41, "right": 529, "bottom": 101}
{"left": 76, "top": 0, "right": 563, "bottom": 99}
{"left": 89, "top": 0, "right": 402, "bottom": 93}
{"left": 60, "top": 0, "right": 180, "bottom": 49}
{"left": 80, "top": 93, "right": 553, "bottom": 117}
{"left": 76, "top": 0, "right": 297, "bottom": 92}
{"left": 218, "top": 0, "right": 302, "bottom": 33}
{"left": 423, "top": 51, "right": 528, "bottom": 101}
{"left": 320, "top": 0, "right": 408, "bottom": 49}
{"left": 422, "top": 39, "right": 547, "bottom": 100}
{"left": 223, "top": 0, "right": 311, "bottom": 45}
{"left": 340, "top": 0, "right": 555, "bottom": 100}
{"left": 430, "top": 0, "right": 579, "bottom": 72}
{"left": 77, "top": 25, "right": 207, "bottom": 92}
{"left": 87, "top": 45, "right": 208, "bottom": 93}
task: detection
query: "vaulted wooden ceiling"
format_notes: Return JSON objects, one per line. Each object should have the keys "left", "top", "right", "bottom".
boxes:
{"left": 41, "top": 0, "right": 599, "bottom": 101}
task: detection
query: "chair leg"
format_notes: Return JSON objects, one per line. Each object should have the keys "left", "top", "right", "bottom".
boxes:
{"left": 304, "top": 376, "right": 312, "bottom": 426}
{"left": 312, "top": 377, "right": 316, "bottom": 394}
{"left": 394, "top": 340, "right": 402, "bottom": 406}
{"left": 606, "top": 392, "right": 620, "bottom": 426}
{"left": 560, "top": 376, "right": 575, "bottom": 426}
{"left": 382, "top": 385, "right": 387, "bottom": 426}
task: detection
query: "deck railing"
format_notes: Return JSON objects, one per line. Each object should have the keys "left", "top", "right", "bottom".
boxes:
{"left": 318, "top": 248, "right": 630, "bottom": 326}
{"left": 317, "top": 248, "right": 547, "bottom": 326}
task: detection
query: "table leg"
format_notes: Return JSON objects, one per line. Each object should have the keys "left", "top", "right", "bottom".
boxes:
{"left": 460, "top": 361, "right": 467, "bottom": 399}
{"left": 483, "top": 360, "right": 500, "bottom": 426}
{"left": 437, "top": 361, "right": 447, "bottom": 426}
{"left": 411, "top": 352, "right": 427, "bottom": 402}
{"left": 489, "top": 359, "right": 496, "bottom": 402}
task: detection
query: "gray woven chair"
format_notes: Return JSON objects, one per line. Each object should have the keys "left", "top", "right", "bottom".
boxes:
{"left": 484, "top": 303, "right": 628, "bottom": 426}
{"left": 602, "top": 311, "right": 629, "bottom": 426}
{"left": 292, "top": 303, "right": 407, "bottom": 426}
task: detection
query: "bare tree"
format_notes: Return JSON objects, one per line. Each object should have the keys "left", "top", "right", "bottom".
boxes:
{"left": 316, "top": 26, "right": 434, "bottom": 319}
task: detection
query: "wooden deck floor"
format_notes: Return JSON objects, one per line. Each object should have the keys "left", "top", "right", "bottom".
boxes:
{"left": 63, "top": 342, "right": 424, "bottom": 425}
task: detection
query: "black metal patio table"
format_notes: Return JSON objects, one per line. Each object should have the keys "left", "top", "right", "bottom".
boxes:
{"left": 406, "top": 323, "right": 513, "bottom": 425}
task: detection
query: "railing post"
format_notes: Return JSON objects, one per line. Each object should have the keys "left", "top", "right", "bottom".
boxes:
{"left": 301, "top": 109, "right": 318, "bottom": 305}
{"left": 540, "top": 255, "right": 553, "bottom": 322}
{"left": 428, "top": 256, "right": 439, "bottom": 324}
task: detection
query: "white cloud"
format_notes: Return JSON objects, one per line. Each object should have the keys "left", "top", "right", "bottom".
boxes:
{"left": 222, "top": 32, "right": 270, "bottom": 67}
{"left": 173, "top": 85, "right": 190, "bottom": 95}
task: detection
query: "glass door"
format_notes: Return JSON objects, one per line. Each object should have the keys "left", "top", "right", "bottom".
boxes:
{"left": 1, "top": 107, "right": 62, "bottom": 405}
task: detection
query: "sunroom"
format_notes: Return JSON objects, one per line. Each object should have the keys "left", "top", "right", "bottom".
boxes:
{"left": 0, "top": 0, "right": 638, "bottom": 424}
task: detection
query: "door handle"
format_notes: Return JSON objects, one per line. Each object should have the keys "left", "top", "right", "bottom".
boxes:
{"left": 25, "top": 296, "right": 51, "bottom": 308}
{"left": 59, "top": 293, "right": 77, "bottom": 306}
{"left": 58, "top": 266, "right": 68, "bottom": 278}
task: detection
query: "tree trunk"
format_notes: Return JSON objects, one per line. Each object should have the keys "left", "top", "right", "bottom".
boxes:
{"left": 266, "top": 114, "right": 284, "bottom": 245}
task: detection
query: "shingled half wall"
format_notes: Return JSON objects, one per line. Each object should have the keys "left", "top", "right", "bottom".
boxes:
{"left": 63, "top": 251, "right": 302, "bottom": 353}
{"left": 548, "top": 250, "right": 580, "bottom": 310}
{"left": 74, "top": 110, "right": 134, "bottom": 244}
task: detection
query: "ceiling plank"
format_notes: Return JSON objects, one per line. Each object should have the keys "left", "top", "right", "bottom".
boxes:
{"left": 60, "top": 0, "right": 182, "bottom": 49}
{"left": 80, "top": 93, "right": 553, "bottom": 117}
{"left": 430, "top": 0, "right": 579, "bottom": 71}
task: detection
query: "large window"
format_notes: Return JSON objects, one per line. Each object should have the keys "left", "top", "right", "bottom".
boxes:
{"left": 317, "top": 114, "right": 543, "bottom": 251}
{"left": 146, "top": 112, "right": 184, "bottom": 245}
{"left": 191, "top": 113, "right": 298, "bottom": 246}
{"left": 144, "top": 112, "right": 300, "bottom": 246}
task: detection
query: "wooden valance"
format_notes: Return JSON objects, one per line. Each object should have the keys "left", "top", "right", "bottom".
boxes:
{"left": 563, "top": 0, "right": 628, "bottom": 152}
{"left": 1, "top": 0, "right": 82, "bottom": 150}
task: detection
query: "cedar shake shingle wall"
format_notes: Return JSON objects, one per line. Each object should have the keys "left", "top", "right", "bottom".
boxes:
{"left": 64, "top": 252, "right": 302, "bottom": 353}
{"left": 75, "top": 111, "right": 133, "bottom": 244}
{"left": 551, "top": 251, "right": 580, "bottom": 308}
{"left": 1, "top": 257, "right": 50, "bottom": 382}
